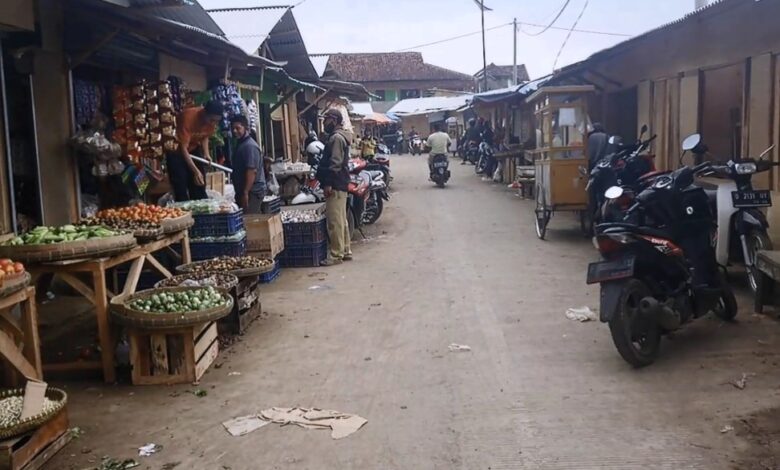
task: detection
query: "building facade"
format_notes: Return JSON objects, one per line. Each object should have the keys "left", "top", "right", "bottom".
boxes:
{"left": 474, "top": 63, "right": 530, "bottom": 92}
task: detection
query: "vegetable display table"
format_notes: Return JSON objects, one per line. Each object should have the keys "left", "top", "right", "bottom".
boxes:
{"left": 0, "top": 286, "right": 42, "bottom": 386}
{"left": 28, "top": 231, "right": 191, "bottom": 383}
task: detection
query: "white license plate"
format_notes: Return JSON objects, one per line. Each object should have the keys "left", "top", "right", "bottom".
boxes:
{"left": 433, "top": 161, "right": 448, "bottom": 168}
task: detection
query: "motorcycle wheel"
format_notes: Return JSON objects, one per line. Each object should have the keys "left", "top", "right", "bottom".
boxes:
{"left": 363, "top": 194, "right": 383, "bottom": 225}
{"left": 608, "top": 279, "right": 661, "bottom": 368}
{"left": 713, "top": 273, "right": 738, "bottom": 321}
{"left": 347, "top": 208, "right": 356, "bottom": 240}
{"left": 435, "top": 179, "right": 446, "bottom": 188}
{"left": 746, "top": 231, "right": 772, "bottom": 293}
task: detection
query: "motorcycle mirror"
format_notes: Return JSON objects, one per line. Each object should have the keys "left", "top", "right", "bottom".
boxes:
{"left": 608, "top": 136, "right": 617, "bottom": 145}
{"left": 604, "top": 186, "right": 624, "bottom": 200}
{"left": 681, "top": 133, "right": 702, "bottom": 151}
{"left": 640, "top": 124, "right": 648, "bottom": 137}
{"left": 758, "top": 144, "right": 776, "bottom": 160}
{"left": 578, "top": 165, "right": 587, "bottom": 176}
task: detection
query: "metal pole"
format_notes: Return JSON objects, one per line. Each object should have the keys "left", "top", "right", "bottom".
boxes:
{"left": 513, "top": 18, "right": 518, "bottom": 85}
{"left": 480, "top": 0, "right": 487, "bottom": 92}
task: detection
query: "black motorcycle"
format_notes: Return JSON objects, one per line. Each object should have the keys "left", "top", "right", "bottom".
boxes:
{"left": 587, "top": 161, "right": 737, "bottom": 367}
{"left": 475, "top": 142, "right": 494, "bottom": 175}
{"left": 430, "top": 154, "right": 450, "bottom": 187}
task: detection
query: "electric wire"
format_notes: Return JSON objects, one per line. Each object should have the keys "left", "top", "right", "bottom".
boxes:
{"left": 552, "top": 0, "right": 589, "bottom": 71}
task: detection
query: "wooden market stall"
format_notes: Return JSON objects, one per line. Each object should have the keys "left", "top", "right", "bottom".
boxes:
{"left": 527, "top": 85, "right": 594, "bottom": 239}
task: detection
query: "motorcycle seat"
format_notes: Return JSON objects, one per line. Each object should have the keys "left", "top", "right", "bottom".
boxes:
{"left": 597, "top": 222, "right": 673, "bottom": 240}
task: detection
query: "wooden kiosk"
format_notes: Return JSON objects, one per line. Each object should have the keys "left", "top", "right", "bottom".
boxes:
{"left": 527, "top": 85, "right": 594, "bottom": 239}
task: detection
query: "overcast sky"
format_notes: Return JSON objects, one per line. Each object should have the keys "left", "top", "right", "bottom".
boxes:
{"left": 200, "top": 0, "right": 697, "bottom": 79}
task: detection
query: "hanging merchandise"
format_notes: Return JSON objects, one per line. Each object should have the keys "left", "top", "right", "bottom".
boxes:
{"left": 74, "top": 79, "right": 103, "bottom": 128}
{"left": 247, "top": 100, "right": 260, "bottom": 132}
{"left": 69, "top": 130, "right": 124, "bottom": 177}
{"left": 166, "top": 75, "right": 186, "bottom": 113}
{"left": 211, "top": 82, "right": 244, "bottom": 133}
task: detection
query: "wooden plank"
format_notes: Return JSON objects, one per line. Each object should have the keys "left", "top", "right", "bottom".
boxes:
{"left": 181, "top": 233, "right": 192, "bottom": 265}
{"left": 0, "top": 311, "right": 23, "bottom": 343}
{"left": 121, "top": 255, "right": 146, "bottom": 296}
{"left": 0, "top": 329, "right": 37, "bottom": 379}
{"left": 194, "top": 323, "right": 217, "bottom": 360}
{"left": 145, "top": 254, "right": 173, "bottom": 279}
{"left": 0, "top": 408, "right": 68, "bottom": 470}
{"left": 20, "top": 288, "right": 42, "bottom": 379}
{"left": 0, "top": 289, "right": 29, "bottom": 311}
{"left": 128, "top": 331, "right": 143, "bottom": 386}
{"left": 150, "top": 334, "right": 169, "bottom": 375}
{"left": 194, "top": 339, "right": 218, "bottom": 381}
{"left": 91, "top": 268, "right": 115, "bottom": 383}
{"left": 42, "top": 360, "right": 101, "bottom": 373}
{"left": 182, "top": 334, "right": 196, "bottom": 383}
{"left": 166, "top": 333, "right": 185, "bottom": 376}
{"left": 57, "top": 273, "right": 96, "bottom": 304}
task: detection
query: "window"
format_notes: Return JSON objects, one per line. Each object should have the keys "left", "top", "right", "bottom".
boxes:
{"left": 372, "top": 90, "right": 386, "bottom": 101}
{"left": 400, "top": 89, "right": 420, "bottom": 99}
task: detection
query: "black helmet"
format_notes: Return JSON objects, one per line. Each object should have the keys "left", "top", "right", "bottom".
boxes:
{"left": 468, "top": 118, "right": 476, "bottom": 127}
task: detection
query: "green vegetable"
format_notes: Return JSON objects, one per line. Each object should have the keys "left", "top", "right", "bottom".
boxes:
{"left": 128, "top": 287, "right": 227, "bottom": 314}
{"left": 2, "top": 225, "right": 121, "bottom": 246}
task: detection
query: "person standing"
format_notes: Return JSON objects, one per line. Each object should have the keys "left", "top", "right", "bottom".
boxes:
{"left": 316, "top": 108, "right": 354, "bottom": 266}
{"left": 587, "top": 122, "right": 609, "bottom": 170}
{"left": 169, "top": 100, "right": 224, "bottom": 201}
{"left": 230, "top": 115, "right": 266, "bottom": 213}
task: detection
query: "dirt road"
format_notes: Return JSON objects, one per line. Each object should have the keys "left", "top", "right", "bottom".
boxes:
{"left": 48, "top": 155, "right": 780, "bottom": 469}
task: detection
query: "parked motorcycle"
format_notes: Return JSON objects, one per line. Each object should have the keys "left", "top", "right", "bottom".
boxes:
{"left": 680, "top": 134, "right": 777, "bottom": 292}
{"left": 588, "top": 160, "right": 737, "bottom": 367}
{"left": 429, "top": 154, "right": 450, "bottom": 187}
{"left": 363, "top": 170, "right": 389, "bottom": 224}
{"left": 475, "top": 142, "right": 495, "bottom": 176}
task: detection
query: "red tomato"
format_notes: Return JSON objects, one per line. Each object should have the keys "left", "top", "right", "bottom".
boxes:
{"left": 13, "top": 263, "right": 23, "bottom": 273}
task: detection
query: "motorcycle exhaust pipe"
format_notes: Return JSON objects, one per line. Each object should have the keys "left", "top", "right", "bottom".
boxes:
{"left": 639, "top": 296, "right": 681, "bottom": 330}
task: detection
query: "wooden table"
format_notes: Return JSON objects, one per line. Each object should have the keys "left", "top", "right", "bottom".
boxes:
{"left": 0, "top": 286, "right": 42, "bottom": 386}
{"left": 29, "top": 231, "right": 191, "bottom": 383}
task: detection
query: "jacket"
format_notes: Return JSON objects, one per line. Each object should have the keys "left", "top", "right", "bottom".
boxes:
{"left": 317, "top": 128, "right": 353, "bottom": 191}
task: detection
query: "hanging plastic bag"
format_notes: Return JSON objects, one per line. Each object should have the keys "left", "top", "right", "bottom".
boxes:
{"left": 267, "top": 172, "right": 280, "bottom": 196}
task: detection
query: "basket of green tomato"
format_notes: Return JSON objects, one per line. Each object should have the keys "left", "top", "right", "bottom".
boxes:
{"left": 110, "top": 286, "right": 233, "bottom": 329}
{"left": 0, "top": 225, "right": 136, "bottom": 263}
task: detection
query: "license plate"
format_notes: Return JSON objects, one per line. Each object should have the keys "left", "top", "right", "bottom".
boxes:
{"left": 433, "top": 161, "right": 448, "bottom": 168}
{"left": 732, "top": 190, "right": 771, "bottom": 208}
{"left": 586, "top": 256, "right": 635, "bottom": 284}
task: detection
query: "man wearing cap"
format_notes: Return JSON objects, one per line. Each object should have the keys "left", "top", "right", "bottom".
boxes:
{"left": 316, "top": 108, "right": 354, "bottom": 265}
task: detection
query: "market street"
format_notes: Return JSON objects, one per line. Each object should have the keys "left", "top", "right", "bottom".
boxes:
{"left": 49, "top": 155, "right": 780, "bottom": 470}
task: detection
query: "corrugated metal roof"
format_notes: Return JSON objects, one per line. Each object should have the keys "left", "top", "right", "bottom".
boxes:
{"left": 471, "top": 75, "right": 551, "bottom": 103}
{"left": 143, "top": 0, "right": 224, "bottom": 36}
{"left": 388, "top": 95, "right": 473, "bottom": 116}
{"left": 207, "top": 5, "right": 290, "bottom": 55}
{"left": 350, "top": 102, "right": 374, "bottom": 117}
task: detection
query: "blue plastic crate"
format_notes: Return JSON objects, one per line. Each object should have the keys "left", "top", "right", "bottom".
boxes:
{"left": 190, "top": 211, "right": 244, "bottom": 238}
{"left": 278, "top": 241, "right": 327, "bottom": 268}
{"left": 190, "top": 237, "right": 247, "bottom": 261}
{"left": 283, "top": 219, "right": 327, "bottom": 245}
{"left": 259, "top": 261, "right": 281, "bottom": 283}
{"left": 262, "top": 197, "right": 282, "bottom": 214}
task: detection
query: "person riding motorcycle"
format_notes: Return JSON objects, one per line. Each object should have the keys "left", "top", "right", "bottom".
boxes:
{"left": 426, "top": 123, "right": 452, "bottom": 175}
{"left": 462, "top": 118, "right": 481, "bottom": 165}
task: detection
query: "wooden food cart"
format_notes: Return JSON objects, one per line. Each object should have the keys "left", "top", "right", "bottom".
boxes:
{"left": 528, "top": 85, "right": 594, "bottom": 239}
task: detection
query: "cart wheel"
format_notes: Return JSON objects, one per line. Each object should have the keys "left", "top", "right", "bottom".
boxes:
{"left": 579, "top": 210, "right": 593, "bottom": 237}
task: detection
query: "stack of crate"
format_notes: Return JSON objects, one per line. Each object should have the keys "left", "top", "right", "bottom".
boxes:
{"left": 245, "top": 213, "right": 284, "bottom": 283}
{"left": 189, "top": 210, "right": 247, "bottom": 261}
{"left": 278, "top": 217, "right": 328, "bottom": 268}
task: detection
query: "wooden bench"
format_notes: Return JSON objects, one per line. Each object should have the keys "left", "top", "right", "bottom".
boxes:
{"left": 754, "top": 250, "right": 780, "bottom": 313}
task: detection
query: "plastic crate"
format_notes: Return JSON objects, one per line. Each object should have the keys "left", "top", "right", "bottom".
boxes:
{"left": 278, "top": 241, "right": 327, "bottom": 268}
{"left": 283, "top": 219, "right": 327, "bottom": 245}
{"left": 190, "top": 237, "right": 247, "bottom": 261}
{"left": 190, "top": 211, "right": 244, "bottom": 238}
{"left": 261, "top": 197, "right": 282, "bottom": 214}
{"left": 259, "top": 261, "right": 281, "bottom": 283}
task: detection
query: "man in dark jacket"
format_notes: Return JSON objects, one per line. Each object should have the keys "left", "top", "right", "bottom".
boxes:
{"left": 230, "top": 115, "right": 266, "bottom": 213}
{"left": 588, "top": 122, "right": 609, "bottom": 170}
{"left": 316, "top": 108, "right": 354, "bottom": 265}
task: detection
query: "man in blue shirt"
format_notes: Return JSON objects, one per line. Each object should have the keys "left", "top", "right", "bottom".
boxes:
{"left": 230, "top": 116, "right": 266, "bottom": 213}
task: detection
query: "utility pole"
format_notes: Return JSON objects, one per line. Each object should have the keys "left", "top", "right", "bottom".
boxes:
{"left": 480, "top": 0, "right": 488, "bottom": 92}
{"left": 513, "top": 17, "right": 518, "bottom": 85}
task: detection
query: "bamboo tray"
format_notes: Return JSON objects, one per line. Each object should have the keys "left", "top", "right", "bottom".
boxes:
{"left": 110, "top": 286, "right": 233, "bottom": 329}
{"left": 176, "top": 258, "right": 275, "bottom": 278}
{"left": 161, "top": 213, "right": 194, "bottom": 234}
{"left": 0, "top": 387, "right": 67, "bottom": 440}
{"left": 0, "top": 234, "right": 137, "bottom": 264}
{"left": 0, "top": 273, "right": 31, "bottom": 299}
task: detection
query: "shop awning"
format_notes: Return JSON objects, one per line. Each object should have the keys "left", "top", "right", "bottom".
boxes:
{"left": 388, "top": 95, "right": 472, "bottom": 116}
{"left": 363, "top": 113, "right": 393, "bottom": 125}
{"left": 470, "top": 76, "right": 552, "bottom": 105}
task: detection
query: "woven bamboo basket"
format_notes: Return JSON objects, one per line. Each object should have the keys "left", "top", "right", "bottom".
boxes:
{"left": 161, "top": 213, "right": 194, "bottom": 234}
{"left": 154, "top": 272, "right": 239, "bottom": 290}
{"left": 0, "top": 272, "right": 31, "bottom": 299}
{"left": 176, "top": 258, "right": 275, "bottom": 278}
{"left": 110, "top": 286, "right": 233, "bottom": 329}
{"left": 0, "top": 234, "right": 136, "bottom": 264}
{"left": 0, "top": 387, "right": 67, "bottom": 440}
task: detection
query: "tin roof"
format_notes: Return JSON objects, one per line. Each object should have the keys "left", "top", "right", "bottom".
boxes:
{"left": 388, "top": 95, "right": 473, "bottom": 116}
{"left": 207, "top": 5, "right": 290, "bottom": 55}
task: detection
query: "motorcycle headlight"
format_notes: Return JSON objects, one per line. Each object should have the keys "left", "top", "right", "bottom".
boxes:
{"left": 734, "top": 162, "right": 757, "bottom": 174}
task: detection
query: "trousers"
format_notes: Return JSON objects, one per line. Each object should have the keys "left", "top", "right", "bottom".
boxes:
{"left": 166, "top": 152, "right": 208, "bottom": 202}
{"left": 325, "top": 190, "right": 350, "bottom": 259}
